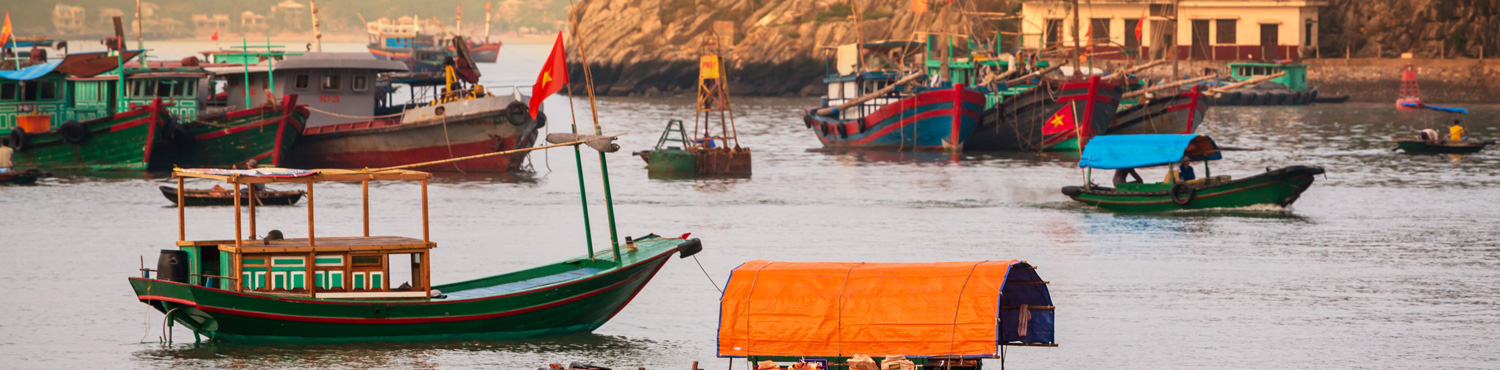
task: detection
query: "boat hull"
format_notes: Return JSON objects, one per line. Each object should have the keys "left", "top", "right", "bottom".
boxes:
{"left": 289, "top": 108, "right": 541, "bottom": 172}
{"left": 155, "top": 96, "right": 307, "bottom": 170}
{"left": 803, "top": 86, "right": 984, "bottom": 152}
{"left": 366, "top": 47, "right": 445, "bottom": 73}
{"left": 466, "top": 42, "right": 501, "bottom": 63}
{"left": 4, "top": 100, "right": 171, "bottom": 171}
{"left": 129, "top": 237, "right": 686, "bottom": 342}
{"left": 1394, "top": 139, "right": 1487, "bottom": 154}
{"left": 0, "top": 169, "right": 44, "bottom": 185}
{"left": 1062, "top": 165, "right": 1324, "bottom": 213}
{"left": 159, "top": 185, "right": 305, "bottom": 206}
{"left": 1212, "top": 88, "right": 1316, "bottom": 106}
{"left": 1109, "top": 88, "right": 1208, "bottom": 135}
{"left": 974, "top": 76, "right": 1122, "bottom": 151}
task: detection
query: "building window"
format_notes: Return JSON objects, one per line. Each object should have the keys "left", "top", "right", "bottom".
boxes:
{"left": 321, "top": 75, "right": 341, "bottom": 91}
{"left": 352, "top": 75, "right": 368, "bottom": 91}
{"left": 295, "top": 74, "right": 309, "bottom": 89}
{"left": 1217, "top": 19, "right": 1237, "bottom": 44}
{"left": 1044, "top": 19, "right": 1062, "bottom": 47}
{"left": 1090, "top": 18, "right": 1111, "bottom": 44}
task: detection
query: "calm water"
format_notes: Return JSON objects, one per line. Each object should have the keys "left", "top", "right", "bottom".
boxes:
{"left": 2, "top": 42, "right": 1499, "bottom": 369}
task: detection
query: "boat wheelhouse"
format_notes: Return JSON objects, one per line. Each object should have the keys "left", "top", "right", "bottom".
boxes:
{"left": 1210, "top": 62, "right": 1344, "bottom": 105}
{"left": 365, "top": 17, "right": 455, "bottom": 73}
{"left": 1062, "top": 134, "right": 1324, "bottom": 212}
{"left": 131, "top": 166, "right": 702, "bottom": 341}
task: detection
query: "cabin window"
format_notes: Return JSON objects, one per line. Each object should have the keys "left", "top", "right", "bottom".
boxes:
{"left": 295, "top": 74, "right": 309, "bottom": 89}
{"left": 37, "top": 81, "right": 57, "bottom": 100}
{"left": 1216, "top": 19, "right": 1237, "bottom": 44}
{"left": 155, "top": 80, "right": 176, "bottom": 97}
{"left": 352, "top": 75, "right": 368, "bottom": 91}
{"left": 321, "top": 75, "right": 341, "bottom": 91}
{"left": 0, "top": 82, "right": 15, "bottom": 100}
{"left": 131, "top": 80, "right": 151, "bottom": 97}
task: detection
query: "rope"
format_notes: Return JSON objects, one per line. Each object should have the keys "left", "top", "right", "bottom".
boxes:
{"left": 947, "top": 261, "right": 982, "bottom": 355}
{"left": 304, "top": 105, "right": 406, "bottom": 120}
{"left": 692, "top": 255, "right": 722, "bottom": 293}
{"left": 439, "top": 114, "right": 465, "bottom": 173}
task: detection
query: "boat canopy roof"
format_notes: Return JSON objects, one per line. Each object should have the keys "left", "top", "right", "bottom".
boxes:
{"left": 1078, "top": 134, "right": 1222, "bottom": 169}
{"left": 0, "top": 61, "right": 62, "bottom": 81}
{"left": 1400, "top": 102, "right": 1469, "bottom": 114}
{"left": 174, "top": 168, "right": 433, "bottom": 183}
{"left": 717, "top": 260, "right": 1054, "bottom": 358}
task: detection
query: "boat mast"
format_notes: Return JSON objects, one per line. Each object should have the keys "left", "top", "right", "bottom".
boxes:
{"left": 1071, "top": 0, "right": 1081, "bottom": 75}
{"left": 484, "top": 2, "right": 493, "bottom": 42}
{"left": 567, "top": 0, "right": 624, "bottom": 266}
{"left": 135, "top": 0, "right": 145, "bottom": 65}
{"left": 1171, "top": 0, "right": 1179, "bottom": 79}
{"left": 456, "top": 5, "right": 463, "bottom": 38}
{"left": 310, "top": 0, "right": 323, "bottom": 52}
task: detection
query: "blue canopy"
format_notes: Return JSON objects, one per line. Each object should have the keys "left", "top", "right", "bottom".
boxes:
{"left": 1078, "top": 134, "right": 1223, "bottom": 169}
{"left": 1400, "top": 102, "right": 1469, "bottom": 114}
{"left": 0, "top": 61, "right": 62, "bottom": 81}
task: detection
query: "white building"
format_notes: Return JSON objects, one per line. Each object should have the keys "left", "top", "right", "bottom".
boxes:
{"left": 1019, "top": 0, "right": 1327, "bottom": 61}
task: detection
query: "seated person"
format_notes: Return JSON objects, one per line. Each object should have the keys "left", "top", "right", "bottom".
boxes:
{"left": 1451, "top": 120, "right": 1467, "bottom": 141}
{"left": 1112, "top": 168, "right": 1142, "bottom": 185}
{"left": 1164, "top": 157, "right": 1197, "bottom": 183}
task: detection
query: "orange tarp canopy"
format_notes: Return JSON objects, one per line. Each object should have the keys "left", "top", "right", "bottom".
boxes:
{"left": 717, "top": 260, "right": 1020, "bottom": 358}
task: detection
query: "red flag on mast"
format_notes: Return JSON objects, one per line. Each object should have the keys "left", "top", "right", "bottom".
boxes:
{"left": 1135, "top": 11, "right": 1145, "bottom": 41}
{"left": 529, "top": 32, "right": 568, "bottom": 119}
{"left": 0, "top": 12, "right": 12, "bottom": 47}
{"left": 211, "top": 30, "right": 219, "bottom": 41}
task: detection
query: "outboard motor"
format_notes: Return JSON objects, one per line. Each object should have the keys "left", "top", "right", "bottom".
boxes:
{"left": 157, "top": 249, "right": 188, "bottom": 283}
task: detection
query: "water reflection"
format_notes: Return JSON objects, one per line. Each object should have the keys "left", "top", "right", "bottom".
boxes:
{"left": 133, "top": 334, "right": 673, "bottom": 368}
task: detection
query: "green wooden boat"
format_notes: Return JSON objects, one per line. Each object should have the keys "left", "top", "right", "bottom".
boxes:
{"left": 1062, "top": 134, "right": 1323, "bottom": 213}
{"left": 3, "top": 99, "right": 173, "bottom": 171}
{"left": 1393, "top": 139, "right": 1488, "bottom": 154}
{"left": 153, "top": 95, "right": 308, "bottom": 170}
{"left": 637, "top": 120, "right": 697, "bottom": 178}
{"left": 0, "top": 169, "right": 46, "bottom": 185}
{"left": 132, "top": 133, "right": 702, "bottom": 342}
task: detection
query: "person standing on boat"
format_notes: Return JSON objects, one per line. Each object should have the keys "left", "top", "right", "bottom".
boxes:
{"left": 1113, "top": 168, "right": 1142, "bottom": 185}
{"left": 1451, "top": 120, "right": 1467, "bottom": 141}
{"left": 0, "top": 144, "right": 13, "bottom": 173}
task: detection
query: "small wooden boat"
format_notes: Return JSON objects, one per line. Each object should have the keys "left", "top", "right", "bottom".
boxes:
{"left": 718, "top": 260, "right": 1054, "bottom": 368}
{"left": 1062, "top": 134, "right": 1323, "bottom": 213}
{"left": 132, "top": 145, "right": 700, "bottom": 341}
{"left": 1393, "top": 139, "right": 1489, "bottom": 154}
{"left": 0, "top": 169, "right": 47, "bottom": 185}
{"left": 158, "top": 185, "right": 305, "bottom": 206}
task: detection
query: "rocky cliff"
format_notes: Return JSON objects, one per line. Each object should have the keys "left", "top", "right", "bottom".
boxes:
{"left": 566, "top": 0, "right": 1500, "bottom": 96}
{"left": 566, "top": 0, "right": 1013, "bottom": 96}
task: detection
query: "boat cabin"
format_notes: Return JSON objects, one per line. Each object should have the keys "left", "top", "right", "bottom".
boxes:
{"left": 207, "top": 53, "right": 407, "bottom": 128}
{"left": 0, "top": 50, "right": 149, "bottom": 134}
{"left": 1227, "top": 62, "right": 1308, "bottom": 92}
{"left": 123, "top": 67, "right": 209, "bottom": 119}
{"left": 164, "top": 168, "right": 438, "bottom": 299}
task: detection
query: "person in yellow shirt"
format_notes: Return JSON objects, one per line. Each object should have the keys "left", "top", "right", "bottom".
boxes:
{"left": 1451, "top": 120, "right": 1467, "bottom": 141}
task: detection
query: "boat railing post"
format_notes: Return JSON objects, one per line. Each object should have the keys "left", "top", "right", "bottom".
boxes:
{"left": 306, "top": 181, "right": 315, "bottom": 247}
{"left": 562, "top": 81, "right": 596, "bottom": 260}
{"left": 362, "top": 179, "right": 370, "bottom": 237}
{"left": 421, "top": 178, "right": 430, "bottom": 245}
{"left": 233, "top": 179, "right": 243, "bottom": 248}
{"left": 248, "top": 180, "right": 257, "bottom": 238}
{"left": 177, "top": 176, "right": 185, "bottom": 241}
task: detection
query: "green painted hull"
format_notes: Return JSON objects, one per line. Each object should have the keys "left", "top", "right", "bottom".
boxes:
{"left": 130, "top": 237, "right": 688, "bottom": 342}
{"left": 6, "top": 103, "right": 169, "bottom": 171}
{"left": 155, "top": 103, "right": 307, "bottom": 170}
{"left": 644, "top": 148, "right": 696, "bottom": 179}
{"left": 1062, "top": 166, "right": 1324, "bottom": 213}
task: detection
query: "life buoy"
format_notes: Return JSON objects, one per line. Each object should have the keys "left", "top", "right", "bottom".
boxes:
{"left": 836, "top": 123, "right": 848, "bottom": 139}
{"left": 60, "top": 121, "right": 89, "bottom": 144}
{"left": 8, "top": 128, "right": 27, "bottom": 152}
{"left": 505, "top": 102, "right": 531, "bottom": 125}
{"left": 533, "top": 111, "right": 547, "bottom": 128}
{"left": 803, "top": 115, "right": 814, "bottom": 129}
{"left": 1170, "top": 183, "right": 1195, "bottom": 206}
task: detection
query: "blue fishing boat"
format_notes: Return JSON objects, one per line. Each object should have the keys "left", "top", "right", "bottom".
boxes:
{"left": 800, "top": 42, "right": 985, "bottom": 152}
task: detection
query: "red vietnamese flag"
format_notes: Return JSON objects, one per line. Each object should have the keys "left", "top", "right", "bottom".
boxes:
{"left": 1041, "top": 106, "right": 1077, "bottom": 136}
{"left": 529, "top": 32, "right": 568, "bottom": 119}
{"left": 1135, "top": 11, "right": 1145, "bottom": 41}
{"left": 211, "top": 30, "right": 219, "bottom": 41}
{"left": 0, "top": 12, "right": 12, "bottom": 47}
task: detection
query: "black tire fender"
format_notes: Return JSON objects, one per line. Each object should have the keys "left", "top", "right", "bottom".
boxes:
{"left": 60, "top": 120, "right": 89, "bottom": 144}
{"left": 533, "top": 111, "right": 547, "bottom": 128}
{"left": 8, "top": 128, "right": 27, "bottom": 152}
{"left": 505, "top": 102, "right": 531, "bottom": 126}
{"left": 1170, "top": 183, "right": 1195, "bottom": 206}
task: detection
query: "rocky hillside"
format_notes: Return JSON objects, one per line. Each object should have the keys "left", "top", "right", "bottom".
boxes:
{"left": 566, "top": 0, "right": 1014, "bottom": 96}
{"left": 566, "top": 0, "right": 1500, "bottom": 96}
{"left": 1319, "top": 0, "right": 1500, "bottom": 58}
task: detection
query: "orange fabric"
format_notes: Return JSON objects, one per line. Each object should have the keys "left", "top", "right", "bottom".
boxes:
{"left": 718, "top": 260, "right": 1019, "bottom": 358}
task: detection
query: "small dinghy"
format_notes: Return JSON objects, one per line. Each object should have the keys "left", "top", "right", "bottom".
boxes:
{"left": 159, "top": 184, "right": 305, "bottom": 206}
{"left": 0, "top": 169, "right": 47, "bottom": 185}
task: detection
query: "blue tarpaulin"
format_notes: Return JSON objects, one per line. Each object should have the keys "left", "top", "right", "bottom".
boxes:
{"left": 1078, "top": 134, "right": 1223, "bottom": 169}
{"left": 1400, "top": 102, "right": 1469, "bottom": 114}
{"left": 0, "top": 61, "right": 62, "bottom": 81}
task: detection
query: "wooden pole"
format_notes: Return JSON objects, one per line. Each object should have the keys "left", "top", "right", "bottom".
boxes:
{"left": 567, "top": 0, "right": 622, "bottom": 266}
{"left": 306, "top": 182, "right": 315, "bottom": 247}
{"left": 177, "top": 176, "right": 185, "bottom": 241}
{"left": 421, "top": 179, "right": 430, "bottom": 245}
{"left": 1203, "top": 71, "right": 1286, "bottom": 94}
{"left": 362, "top": 180, "right": 370, "bottom": 237}
{"left": 233, "top": 181, "right": 242, "bottom": 247}
{"left": 1071, "top": 0, "right": 1081, "bottom": 73}
{"left": 248, "top": 182, "right": 257, "bottom": 238}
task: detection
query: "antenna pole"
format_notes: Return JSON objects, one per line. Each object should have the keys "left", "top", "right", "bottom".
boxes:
{"left": 309, "top": 0, "right": 323, "bottom": 52}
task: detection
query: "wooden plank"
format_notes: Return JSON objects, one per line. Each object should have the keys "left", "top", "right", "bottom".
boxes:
{"left": 174, "top": 169, "right": 433, "bottom": 183}
{"left": 315, "top": 291, "right": 428, "bottom": 299}
{"left": 176, "top": 177, "right": 184, "bottom": 241}
{"left": 999, "top": 305, "right": 1056, "bottom": 310}
{"left": 177, "top": 239, "right": 238, "bottom": 246}
{"left": 361, "top": 180, "right": 369, "bottom": 237}
{"left": 421, "top": 179, "right": 429, "bottom": 244}
{"left": 307, "top": 182, "right": 315, "bottom": 247}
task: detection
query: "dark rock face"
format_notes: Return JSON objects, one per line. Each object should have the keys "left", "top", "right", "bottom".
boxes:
{"left": 1320, "top": 0, "right": 1500, "bottom": 58}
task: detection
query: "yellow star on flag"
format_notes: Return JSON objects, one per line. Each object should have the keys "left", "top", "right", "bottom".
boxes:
{"left": 541, "top": 71, "right": 552, "bottom": 85}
